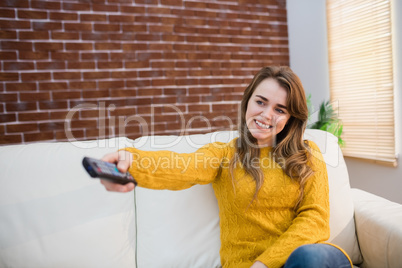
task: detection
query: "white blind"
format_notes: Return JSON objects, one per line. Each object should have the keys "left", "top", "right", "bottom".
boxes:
{"left": 327, "top": 0, "right": 396, "bottom": 166}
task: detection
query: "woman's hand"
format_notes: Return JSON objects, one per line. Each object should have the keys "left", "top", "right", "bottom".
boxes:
{"left": 250, "top": 261, "right": 268, "bottom": 268}
{"left": 100, "top": 150, "right": 135, "bottom": 192}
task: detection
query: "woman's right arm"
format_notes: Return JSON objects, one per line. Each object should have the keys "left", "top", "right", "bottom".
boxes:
{"left": 100, "top": 142, "right": 229, "bottom": 192}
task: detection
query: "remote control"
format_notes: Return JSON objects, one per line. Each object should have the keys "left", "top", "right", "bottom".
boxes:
{"left": 82, "top": 157, "right": 137, "bottom": 186}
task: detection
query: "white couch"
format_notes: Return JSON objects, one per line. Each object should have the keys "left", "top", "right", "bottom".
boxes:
{"left": 1, "top": 129, "right": 402, "bottom": 268}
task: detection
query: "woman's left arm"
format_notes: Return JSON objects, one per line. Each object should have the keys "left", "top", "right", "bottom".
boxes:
{"left": 255, "top": 141, "right": 331, "bottom": 268}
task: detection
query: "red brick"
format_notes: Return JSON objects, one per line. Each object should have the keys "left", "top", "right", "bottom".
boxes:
{"left": 67, "top": 61, "right": 95, "bottom": 69}
{"left": 50, "top": 111, "right": 71, "bottom": 120}
{"left": 19, "top": 30, "right": 48, "bottom": 40}
{"left": 39, "top": 100, "right": 68, "bottom": 110}
{"left": 65, "top": 42, "right": 93, "bottom": 51}
{"left": 39, "top": 121, "right": 65, "bottom": 131}
{"left": 1, "top": 41, "right": 33, "bottom": 51}
{"left": 69, "top": 81, "right": 97, "bottom": 90}
{"left": 52, "top": 91, "right": 81, "bottom": 100}
{"left": 51, "top": 52, "right": 79, "bottom": 60}
{"left": 0, "top": 72, "right": 19, "bottom": 81}
{"left": 55, "top": 130, "right": 85, "bottom": 141}
{"left": 65, "top": 22, "right": 93, "bottom": 31}
{"left": 110, "top": 89, "right": 137, "bottom": 98}
{"left": 162, "top": 34, "right": 185, "bottom": 42}
{"left": 122, "top": 24, "right": 147, "bottom": 32}
{"left": 51, "top": 32, "right": 80, "bottom": 40}
{"left": 36, "top": 61, "right": 66, "bottom": 70}
{"left": 62, "top": 2, "right": 90, "bottom": 11}
{"left": 0, "top": 9, "right": 15, "bottom": 18}
{"left": 150, "top": 60, "right": 175, "bottom": 69}
{"left": 97, "top": 61, "right": 123, "bottom": 69}
{"left": 19, "top": 112, "right": 49, "bottom": 122}
{"left": 0, "top": 51, "right": 17, "bottom": 60}
{"left": 109, "top": 14, "right": 135, "bottom": 23}
{"left": 6, "top": 102, "right": 37, "bottom": 112}
{"left": 93, "top": 3, "right": 119, "bottom": 12}
{"left": 135, "top": 33, "right": 161, "bottom": 41}
{"left": 137, "top": 52, "right": 162, "bottom": 61}
{"left": 185, "top": 2, "right": 207, "bottom": 9}
{"left": 20, "top": 92, "right": 50, "bottom": 102}
{"left": 189, "top": 104, "right": 211, "bottom": 113}
{"left": 94, "top": 42, "right": 121, "bottom": 50}
{"left": 0, "top": 0, "right": 29, "bottom": 8}
{"left": 18, "top": 10, "right": 47, "bottom": 19}
{"left": 0, "top": 113, "right": 16, "bottom": 123}
{"left": 19, "top": 51, "right": 49, "bottom": 60}
{"left": 6, "top": 82, "right": 37, "bottom": 91}
{"left": 125, "top": 97, "right": 152, "bottom": 106}
{"left": 0, "top": 93, "right": 18, "bottom": 102}
{"left": 161, "top": 17, "right": 183, "bottom": 25}
{"left": 49, "top": 12, "right": 78, "bottom": 21}
{"left": 137, "top": 88, "right": 162, "bottom": 96}
{"left": 82, "top": 71, "right": 110, "bottom": 80}
{"left": 81, "top": 52, "right": 109, "bottom": 60}
{"left": 135, "top": 15, "right": 160, "bottom": 23}
{"left": 165, "top": 70, "right": 187, "bottom": 77}
{"left": 111, "top": 70, "right": 137, "bottom": 79}
{"left": 39, "top": 82, "right": 68, "bottom": 91}
{"left": 53, "top": 71, "right": 80, "bottom": 80}
{"left": 24, "top": 132, "right": 54, "bottom": 143}
{"left": 125, "top": 61, "right": 150, "bottom": 69}
{"left": 0, "top": 134, "right": 22, "bottom": 144}
{"left": 31, "top": 0, "right": 61, "bottom": 10}
{"left": 161, "top": 0, "right": 182, "bottom": 6}
{"left": 33, "top": 21, "right": 62, "bottom": 31}
{"left": 34, "top": 42, "right": 63, "bottom": 51}
{"left": 152, "top": 78, "right": 174, "bottom": 87}
{"left": 0, "top": 30, "right": 17, "bottom": 39}
{"left": 94, "top": 23, "right": 120, "bottom": 32}
{"left": 202, "top": 95, "right": 223, "bottom": 102}
{"left": 98, "top": 80, "right": 124, "bottom": 89}
{"left": 80, "top": 14, "right": 106, "bottom": 21}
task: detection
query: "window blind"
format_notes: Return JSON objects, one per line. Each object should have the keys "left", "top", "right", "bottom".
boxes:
{"left": 327, "top": 0, "right": 397, "bottom": 166}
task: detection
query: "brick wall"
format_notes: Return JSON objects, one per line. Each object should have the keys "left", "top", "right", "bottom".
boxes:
{"left": 0, "top": 0, "right": 289, "bottom": 145}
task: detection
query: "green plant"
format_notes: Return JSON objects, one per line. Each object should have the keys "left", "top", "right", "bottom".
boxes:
{"left": 307, "top": 95, "right": 344, "bottom": 146}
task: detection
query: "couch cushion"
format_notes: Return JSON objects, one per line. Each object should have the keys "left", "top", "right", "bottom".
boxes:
{"left": 0, "top": 138, "right": 137, "bottom": 267}
{"left": 304, "top": 129, "right": 362, "bottom": 264}
{"left": 133, "top": 131, "right": 236, "bottom": 268}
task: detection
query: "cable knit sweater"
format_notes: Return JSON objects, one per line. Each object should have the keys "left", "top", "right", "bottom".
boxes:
{"left": 123, "top": 138, "right": 351, "bottom": 268}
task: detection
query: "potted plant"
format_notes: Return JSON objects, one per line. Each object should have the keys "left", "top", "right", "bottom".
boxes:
{"left": 307, "top": 95, "right": 344, "bottom": 146}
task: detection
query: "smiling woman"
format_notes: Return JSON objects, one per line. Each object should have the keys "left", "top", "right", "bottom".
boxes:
{"left": 100, "top": 66, "right": 353, "bottom": 268}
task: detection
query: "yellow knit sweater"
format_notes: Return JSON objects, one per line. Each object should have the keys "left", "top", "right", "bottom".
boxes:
{"left": 124, "top": 139, "right": 349, "bottom": 268}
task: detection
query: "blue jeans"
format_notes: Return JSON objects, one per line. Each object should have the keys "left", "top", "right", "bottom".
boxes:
{"left": 284, "top": 244, "right": 351, "bottom": 268}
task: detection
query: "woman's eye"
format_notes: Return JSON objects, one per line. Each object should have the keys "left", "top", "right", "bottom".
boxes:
{"left": 256, "top": 100, "right": 264, "bottom": 105}
{"left": 276, "top": 108, "right": 285, "bottom": 114}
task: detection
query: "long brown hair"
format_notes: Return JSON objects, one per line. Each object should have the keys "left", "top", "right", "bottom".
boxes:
{"left": 230, "top": 66, "right": 313, "bottom": 208}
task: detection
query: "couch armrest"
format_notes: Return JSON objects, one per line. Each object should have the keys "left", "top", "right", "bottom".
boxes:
{"left": 351, "top": 188, "right": 402, "bottom": 268}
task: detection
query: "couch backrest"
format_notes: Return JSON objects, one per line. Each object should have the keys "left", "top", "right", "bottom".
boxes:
{"left": 0, "top": 129, "right": 362, "bottom": 267}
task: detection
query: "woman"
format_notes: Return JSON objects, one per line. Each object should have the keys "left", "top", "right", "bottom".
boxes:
{"left": 101, "top": 66, "right": 352, "bottom": 268}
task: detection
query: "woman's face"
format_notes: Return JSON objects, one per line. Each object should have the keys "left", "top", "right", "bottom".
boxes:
{"left": 245, "top": 78, "right": 291, "bottom": 147}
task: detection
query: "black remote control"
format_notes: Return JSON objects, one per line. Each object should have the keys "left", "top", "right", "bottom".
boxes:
{"left": 82, "top": 157, "right": 137, "bottom": 186}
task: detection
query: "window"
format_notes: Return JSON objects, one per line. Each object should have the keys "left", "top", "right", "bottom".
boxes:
{"left": 327, "top": 0, "right": 397, "bottom": 166}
